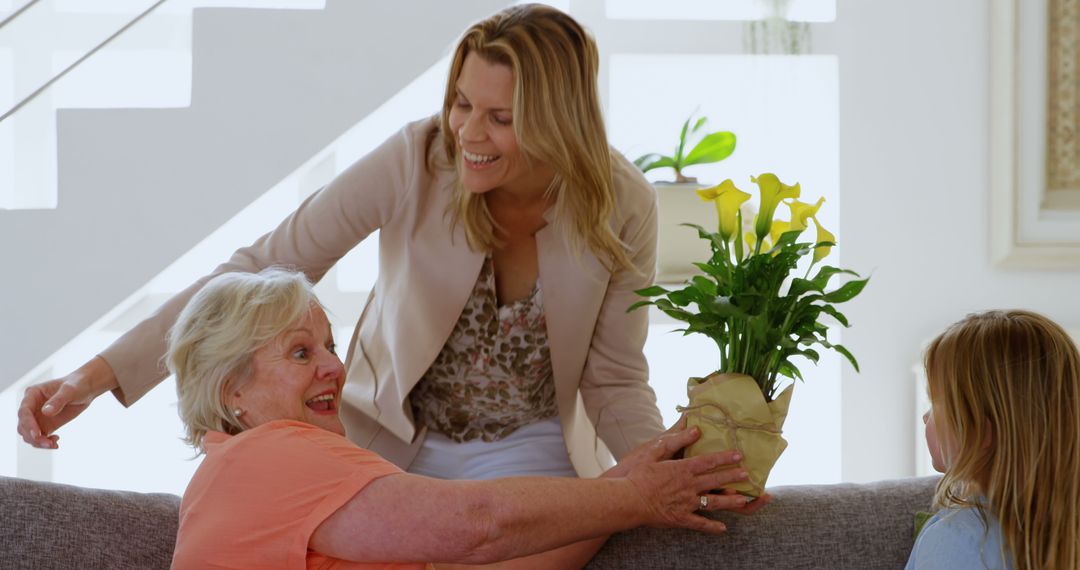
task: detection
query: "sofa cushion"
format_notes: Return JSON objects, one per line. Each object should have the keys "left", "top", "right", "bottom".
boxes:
{"left": 587, "top": 476, "right": 939, "bottom": 570}
{"left": 0, "top": 475, "right": 180, "bottom": 570}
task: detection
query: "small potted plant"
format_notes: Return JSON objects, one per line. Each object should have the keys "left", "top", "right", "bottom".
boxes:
{"left": 630, "top": 173, "right": 868, "bottom": 497}
{"left": 633, "top": 113, "right": 737, "bottom": 283}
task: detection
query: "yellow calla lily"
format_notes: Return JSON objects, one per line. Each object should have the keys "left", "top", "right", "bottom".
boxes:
{"left": 812, "top": 216, "right": 835, "bottom": 262}
{"left": 769, "top": 220, "right": 791, "bottom": 246}
{"left": 695, "top": 185, "right": 722, "bottom": 201}
{"left": 697, "top": 179, "right": 751, "bottom": 241}
{"left": 787, "top": 197, "right": 825, "bottom": 232}
{"left": 752, "top": 173, "right": 801, "bottom": 241}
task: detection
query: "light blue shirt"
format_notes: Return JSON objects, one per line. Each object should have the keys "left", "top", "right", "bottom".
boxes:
{"left": 906, "top": 503, "right": 1012, "bottom": 569}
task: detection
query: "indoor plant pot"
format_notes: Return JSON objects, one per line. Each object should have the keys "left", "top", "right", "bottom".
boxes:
{"left": 682, "top": 372, "right": 792, "bottom": 497}
{"left": 655, "top": 181, "right": 715, "bottom": 283}
{"left": 634, "top": 113, "right": 736, "bottom": 283}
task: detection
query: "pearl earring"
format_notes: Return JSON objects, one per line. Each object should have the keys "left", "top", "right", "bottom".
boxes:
{"left": 232, "top": 408, "right": 245, "bottom": 418}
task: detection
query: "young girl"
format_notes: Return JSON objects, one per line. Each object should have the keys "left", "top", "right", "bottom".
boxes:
{"left": 907, "top": 310, "right": 1080, "bottom": 570}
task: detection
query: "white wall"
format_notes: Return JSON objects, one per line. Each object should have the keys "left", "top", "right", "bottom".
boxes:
{"left": 835, "top": 0, "right": 1080, "bottom": 482}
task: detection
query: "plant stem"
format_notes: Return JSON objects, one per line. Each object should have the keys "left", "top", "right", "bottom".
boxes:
{"left": 740, "top": 318, "right": 753, "bottom": 378}
{"left": 764, "top": 309, "right": 797, "bottom": 397}
{"left": 728, "top": 317, "right": 737, "bottom": 372}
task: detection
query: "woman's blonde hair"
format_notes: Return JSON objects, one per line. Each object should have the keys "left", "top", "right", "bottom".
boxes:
{"left": 924, "top": 309, "right": 1080, "bottom": 569}
{"left": 167, "top": 268, "right": 321, "bottom": 452}
{"left": 435, "top": 3, "right": 633, "bottom": 271}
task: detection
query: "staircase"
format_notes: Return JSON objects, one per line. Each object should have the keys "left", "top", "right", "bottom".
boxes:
{"left": 0, "top": 0, "right": 510, "bottom": 390}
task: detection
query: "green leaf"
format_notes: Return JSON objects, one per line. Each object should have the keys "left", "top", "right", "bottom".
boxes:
{"left": 796, "top": 348, "right": 821, "bottom": 364}
{"left": 819, "top": 304, "right": 850, "bottom": 327}
{"left": 692, "top": 262, "right": 729, "bottom": 282}
{"left": 832, "top": 343, "right": 861, "bottom": 372}
{"left": 682, "top": 223, "right": 718, "bottom": 241}
{"left": 690, "top": 115, "right": 708, "bottom": 134}
{"left": 683, "top": 131, "right": 737, "bottom": 167}
{"left": 702, "top": 295, "right": 748, "bottom": 319}
{"left": 659, "top": 308, "right": 694, "bottom": 322}
{"left": 822, "top": 278, "right": 870, "bottom": 303}
{"left": 633, "top": 153, "right": 659, "bottom": 169}
{"left": 762, "top": 231, "right": 806, "bottom": 258}
{"left": 777, "top": 359, "right": 805, "bottom": 382}
{"left": 634, "top": 285, "right": 669, "bottom": 297}
{"left": 675, "top": 116, "right": 692, "bottom": 163}
{"left": 654, "top": 299, "right": 695, "bottom": 323}
{"left": 787, "top": 278, "right": 817, "bottom": 298}
{"left": 626, "top": 300, "right": 655, "bottom": 313}
{"left": 667, "top": 288, "right": 697, "bottom": 307}
{"left": 680, "top": 223, "right": 726, "bottom": 252}
{"left": 812, "top": 265, "right": 860, "bottom": 284}
{"left": 634, "top": 154, "right": 677, "bottom": 173}
{"left": 690, "top": 275, "right": 718, "bottom": 297}
{"left": 789, "top": 266, "right": 861, "bottom": 297}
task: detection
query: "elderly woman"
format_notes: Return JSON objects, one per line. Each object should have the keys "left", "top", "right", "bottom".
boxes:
{"left": 20, "top": 3, "right": 663, "bottom": 479}
{"left": 169, "top": 269, "right": 760, "bottom": 569}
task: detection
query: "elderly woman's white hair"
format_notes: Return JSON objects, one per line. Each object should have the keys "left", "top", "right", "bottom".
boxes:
{"left": 167, "top": 268, "right": 322, "bottom": 452}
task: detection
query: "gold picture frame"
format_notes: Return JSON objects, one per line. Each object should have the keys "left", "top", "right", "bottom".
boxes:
{"left": 991, "top": 0, "right": 1080, "bottom": 268}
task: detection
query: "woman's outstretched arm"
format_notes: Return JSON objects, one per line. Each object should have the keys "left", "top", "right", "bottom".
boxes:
{"left": 313, "top": 426, "right": 765, "bottom": 566}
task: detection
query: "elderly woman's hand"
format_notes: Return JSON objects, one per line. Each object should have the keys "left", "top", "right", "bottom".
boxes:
{"left": 602, "top": 416, "right": 693, "bottom": 479}
{"left": 605, "top": 418, "right": 773, "bottom": 522}
{"left": 622, "top": 447, "right": 749, "bottom": 534}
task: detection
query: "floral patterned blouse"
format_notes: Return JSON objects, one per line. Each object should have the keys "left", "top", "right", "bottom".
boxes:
{"left": 410, "top": 256, "right": 558, "bottom": 442}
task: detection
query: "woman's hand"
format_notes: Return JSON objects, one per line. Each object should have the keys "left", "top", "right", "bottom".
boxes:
{"left": 622, "top": 447, "right": 749, "bottom": 534}
{"left": 607, "top": 418, "right": 773, "bottom": 523}
{"left": 602, "top": 416, "right": 692, "bottom": 479}
{"left": 16, "top": 356, "right": 118, "bottom": 449}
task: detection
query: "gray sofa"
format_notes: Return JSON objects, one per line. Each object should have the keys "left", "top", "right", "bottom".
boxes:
{"left": 0, "top": 474, "right": 937, "bottom": 569}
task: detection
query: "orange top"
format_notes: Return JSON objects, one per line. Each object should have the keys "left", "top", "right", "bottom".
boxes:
{"left": 172, "top": 420, "right": 430, "bottom": 570}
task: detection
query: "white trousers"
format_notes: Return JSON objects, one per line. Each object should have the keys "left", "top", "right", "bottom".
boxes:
{"left": 408, "top": 416, "right": 578, "bottom": 480}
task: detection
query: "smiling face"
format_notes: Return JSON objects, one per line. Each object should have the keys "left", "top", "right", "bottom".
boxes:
{"left": 447, "top": 52, "right": 554, "bottom": 199}
{"left": 228, "top": 305, "right": 346, "bottom": 436}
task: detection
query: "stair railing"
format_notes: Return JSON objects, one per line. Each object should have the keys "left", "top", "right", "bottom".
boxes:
{"left": 0, "top": 0, "right": 171, "bottom": 123}
{"left": 0, "top": 0, "right": 43, "bottom": 31}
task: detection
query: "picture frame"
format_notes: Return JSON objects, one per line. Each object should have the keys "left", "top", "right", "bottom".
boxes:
{"left": 990, "top": 0, "right": 1080, "bottom": 268}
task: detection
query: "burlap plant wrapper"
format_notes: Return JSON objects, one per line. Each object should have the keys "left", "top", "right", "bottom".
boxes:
{"left": 681, "top": 372, "right": 793, "bottom": 497}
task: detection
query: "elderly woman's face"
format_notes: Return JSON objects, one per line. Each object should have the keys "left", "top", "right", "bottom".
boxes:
{"left": 230, "top": 305, "right": 346, "bottom": 436}
{"left": 448, "top": 52, "right": 554, "bottom": 198}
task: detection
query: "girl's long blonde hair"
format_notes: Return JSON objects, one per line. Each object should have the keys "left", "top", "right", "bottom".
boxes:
{"left": 925, "top": 309, "right": 1080, "bottom": 569}
{"left": 434, "top": 3, "right": 633, "bottom": 272}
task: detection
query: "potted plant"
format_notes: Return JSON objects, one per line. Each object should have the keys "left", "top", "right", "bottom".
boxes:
{"left": 633, "top": 113, "right": 737, "bottom": 283}
{"left": 630, "top": 173, "right": 868, "bottom": 497}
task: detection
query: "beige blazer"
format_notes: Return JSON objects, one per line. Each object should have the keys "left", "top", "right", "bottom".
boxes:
{"left": 104, "top": 117, "right": 665, "bottom": 477}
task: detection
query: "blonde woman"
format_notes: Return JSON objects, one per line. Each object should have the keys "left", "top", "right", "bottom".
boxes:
{"left": 19, "top": 4, "right": 665, "bottom": 479}
{"left": 169, "top": 269, "right": 760, "bottom": 569}
{"left": 909, "top": 310, "right": 1080, "bottom": 569}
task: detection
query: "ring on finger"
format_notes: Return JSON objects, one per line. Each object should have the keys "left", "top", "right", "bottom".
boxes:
{"left": 698, "top": 495, "right": 709, "bottom": 510}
